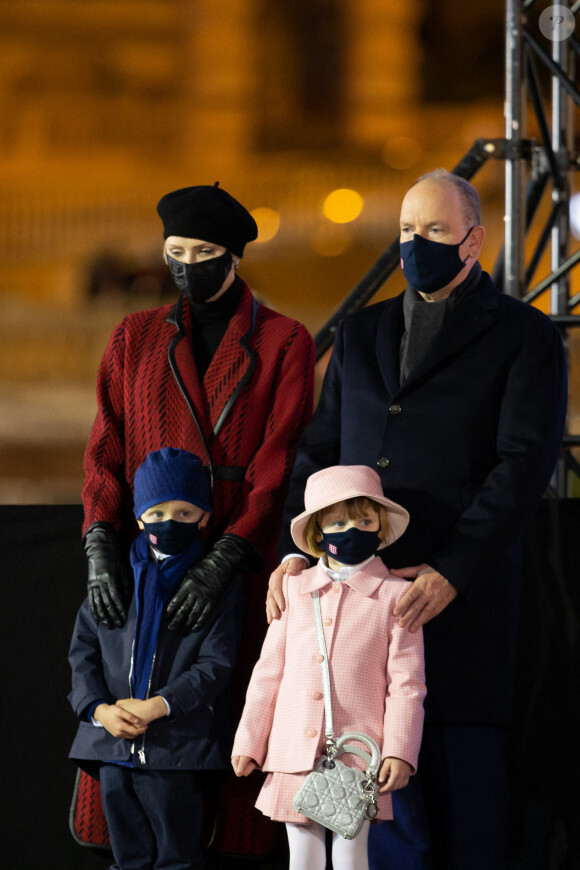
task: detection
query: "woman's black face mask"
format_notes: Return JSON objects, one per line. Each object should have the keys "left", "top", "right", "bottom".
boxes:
{"left": 167, "top": 250, "right": 233, "bottom": 304}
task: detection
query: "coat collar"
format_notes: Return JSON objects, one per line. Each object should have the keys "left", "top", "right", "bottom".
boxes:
{"left": 376, "top": 269, "right": 501, "bottom": 396}
{"left": 166, "top": 281, "right": 258, "bottom": 439}
{"left": 299, "top": 559, "right": 387, "bottom": 598}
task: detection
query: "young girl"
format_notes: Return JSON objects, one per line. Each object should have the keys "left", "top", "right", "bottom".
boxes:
{"left": 232, "top": 465, "right": 426, "bottom": 870}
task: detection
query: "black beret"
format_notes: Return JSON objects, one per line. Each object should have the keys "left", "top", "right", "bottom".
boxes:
{"left": 156, "top": 183, "right": 258, "bottom": 257}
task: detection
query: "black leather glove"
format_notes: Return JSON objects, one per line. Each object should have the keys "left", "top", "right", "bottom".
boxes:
{"left": 84, "top": 522, "right": 129, "bottom": 629}
{"left": 166, "top": 533, "right": 264, "bottom": 633}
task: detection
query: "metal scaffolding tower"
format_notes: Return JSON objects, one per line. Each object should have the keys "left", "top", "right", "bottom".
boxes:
{"left": 314, "top": 0, "right": 579, "bottom": 493}
{"left": 502, "top": 0, "right": 579, "bottom": 494}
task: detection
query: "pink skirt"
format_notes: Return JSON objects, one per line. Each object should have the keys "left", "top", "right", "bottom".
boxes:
{"left": 255, "top": 770, "right": 394, "bottom": 824}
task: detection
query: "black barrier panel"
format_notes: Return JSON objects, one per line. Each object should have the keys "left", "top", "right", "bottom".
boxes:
{"left": 1, "top": 505, "right": 111, "bottom": 869}
{"left": 1, "top": 502, "right": 578, "bottom": 869}
{"left": 509, "top": 498, "right": 580, "bottom": 870}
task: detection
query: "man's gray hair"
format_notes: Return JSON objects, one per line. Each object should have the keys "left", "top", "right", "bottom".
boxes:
{"left": 415, "top": 168, "right": 482, "bottom": 228}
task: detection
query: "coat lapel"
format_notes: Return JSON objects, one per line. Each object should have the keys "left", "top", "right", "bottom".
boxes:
{"left": 203, "top": 283, "right": 256, "bottom": 436}
{"left": 166, "top": 283, "right": 258, "bottom": 442}
{"left": 375, "top": 295, "right": 405, "bottom": 397}
{"left": 167, "top": 297, "right": 212, "bottom": 441}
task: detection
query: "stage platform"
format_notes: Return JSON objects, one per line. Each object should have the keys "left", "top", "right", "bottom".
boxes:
{"left": 2, "top": 501, "right": 578, "bottom": 869}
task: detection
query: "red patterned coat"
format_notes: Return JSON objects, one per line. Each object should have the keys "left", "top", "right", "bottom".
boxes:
{"left": 82, "top": 281, "right": 315, "bottom": 575}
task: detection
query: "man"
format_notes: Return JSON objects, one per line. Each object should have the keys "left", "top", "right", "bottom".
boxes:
{"left": 267, "top": 170, "right": 567, "bottom": 869}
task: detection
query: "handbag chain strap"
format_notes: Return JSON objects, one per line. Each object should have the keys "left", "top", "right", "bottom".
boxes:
{"left": 313, "top": 589, "right": 337, "bottom": 753}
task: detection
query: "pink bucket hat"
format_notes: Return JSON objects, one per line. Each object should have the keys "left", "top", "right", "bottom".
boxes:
{"left": 290, "top": 465, "right": 410, "bottom": 554}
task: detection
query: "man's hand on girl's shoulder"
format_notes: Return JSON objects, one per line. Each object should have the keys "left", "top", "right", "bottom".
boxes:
{"left": 265, "top": 557, "right": 309, "bottom": 623}
{"left": 391, "top": 563, "right": 457, "bottom": 631}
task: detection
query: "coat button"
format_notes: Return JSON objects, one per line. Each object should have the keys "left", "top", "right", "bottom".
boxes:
{"left": 306, "top": 728, "right": 318, "bottom": 738}
{"left": 323, "top": 617, "right": 332, "bottom": 626}
{"left": 389, "top": 404, "right": 402, "bottom": 415}
{"left": 377, "top": 457, "right": 390, "bottom": 468}
{"left": 316, "top": 654, "right": 325, "bottom": 662}
{"left": 311, "top": 691, "right": 323, "bottom": 700}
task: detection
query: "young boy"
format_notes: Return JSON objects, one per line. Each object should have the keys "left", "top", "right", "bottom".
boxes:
{"left": 68, "top": 447, "right": 242, "bottom": 870}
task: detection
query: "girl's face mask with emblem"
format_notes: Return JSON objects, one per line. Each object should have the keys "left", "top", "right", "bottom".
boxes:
{"left": 317, "top": 501, "right": 382, "bottom": 566}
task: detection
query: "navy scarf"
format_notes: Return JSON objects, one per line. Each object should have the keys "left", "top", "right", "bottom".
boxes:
{"left": 129, "top": 531, "right": 204, "bottom": 701}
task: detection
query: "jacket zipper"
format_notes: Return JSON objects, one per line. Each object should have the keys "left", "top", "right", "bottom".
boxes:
{"left": 128, "top": 641, "right": 157, "bottom": 766}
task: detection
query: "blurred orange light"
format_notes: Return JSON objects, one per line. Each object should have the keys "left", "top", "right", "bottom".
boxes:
{"left": 251, "top": 207, "right": 281, "bottom": 242}
{"left": 383, "top": 136, "right": 422, "bottom": 170}
{"left": 312, "top": 223, "right": 352, "bottom": 257}
{"left": 322, "top": 189, "right": 364, "bottom": 224}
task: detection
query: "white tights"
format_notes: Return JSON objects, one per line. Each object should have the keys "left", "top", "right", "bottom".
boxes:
{"left": 285, "top": 820, "right": 370, "bottom": 870}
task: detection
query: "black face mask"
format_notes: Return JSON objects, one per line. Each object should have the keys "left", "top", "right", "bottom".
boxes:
{"left": 400, "top": 227, "right": 473, "bottom": 294}
{"left": 167, "top": 251, "right": 233, "bottom": 304}
{"left": 141, "top": 520, "right": 202, "bottom": 555}
{"left": 318, "top": 527, "right": 382, "bottom": 566}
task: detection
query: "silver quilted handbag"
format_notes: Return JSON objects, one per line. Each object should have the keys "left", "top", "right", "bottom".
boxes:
{"left": 293, "top": 731, "right": 380, "bottom": 839}
{"left": 293, "top": 590, "right": 381, "bottom": 839}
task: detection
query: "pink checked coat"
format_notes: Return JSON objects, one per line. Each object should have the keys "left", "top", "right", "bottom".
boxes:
{"left": 233, "top": 558, "right": 426, "bottom": 817}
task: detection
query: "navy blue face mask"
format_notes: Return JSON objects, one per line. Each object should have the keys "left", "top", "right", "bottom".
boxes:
{"left": 167, "top": 250, "right": 233, "bottom": 304}
{"left": 400, "top": 227, "right": 473, "bottom": 294}
{"left": 142, "top": 520, "right": 202, "bottom": 555}
{"left": 318, "top": 527, "right": 381, "bottom": 566}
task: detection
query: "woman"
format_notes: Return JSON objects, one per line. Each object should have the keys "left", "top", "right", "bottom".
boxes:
{"left": 82, "top": 182, "right": 315, "bottom": 637}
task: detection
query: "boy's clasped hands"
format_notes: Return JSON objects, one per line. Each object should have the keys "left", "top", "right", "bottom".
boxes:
{"left": 94, "top": 696, "right": 168, "bottom": 739}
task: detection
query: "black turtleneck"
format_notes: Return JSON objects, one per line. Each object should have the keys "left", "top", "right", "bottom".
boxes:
{"left": 187, "top": 277, "right": 244, "bottom": 377}
{"left": 399, "top": 261, "right": 482, "bottom": 385}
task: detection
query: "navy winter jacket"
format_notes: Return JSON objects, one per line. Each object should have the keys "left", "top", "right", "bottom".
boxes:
{"left": 68, "top": 582, "right": 242, "bottom": 775}
{"left": 282, "top": 272, "right": 567, "bottom": 725}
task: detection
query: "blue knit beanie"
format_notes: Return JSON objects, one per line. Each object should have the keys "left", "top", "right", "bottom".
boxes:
{"left": 133, "top": 448, "right": 213, "bottom": 519}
